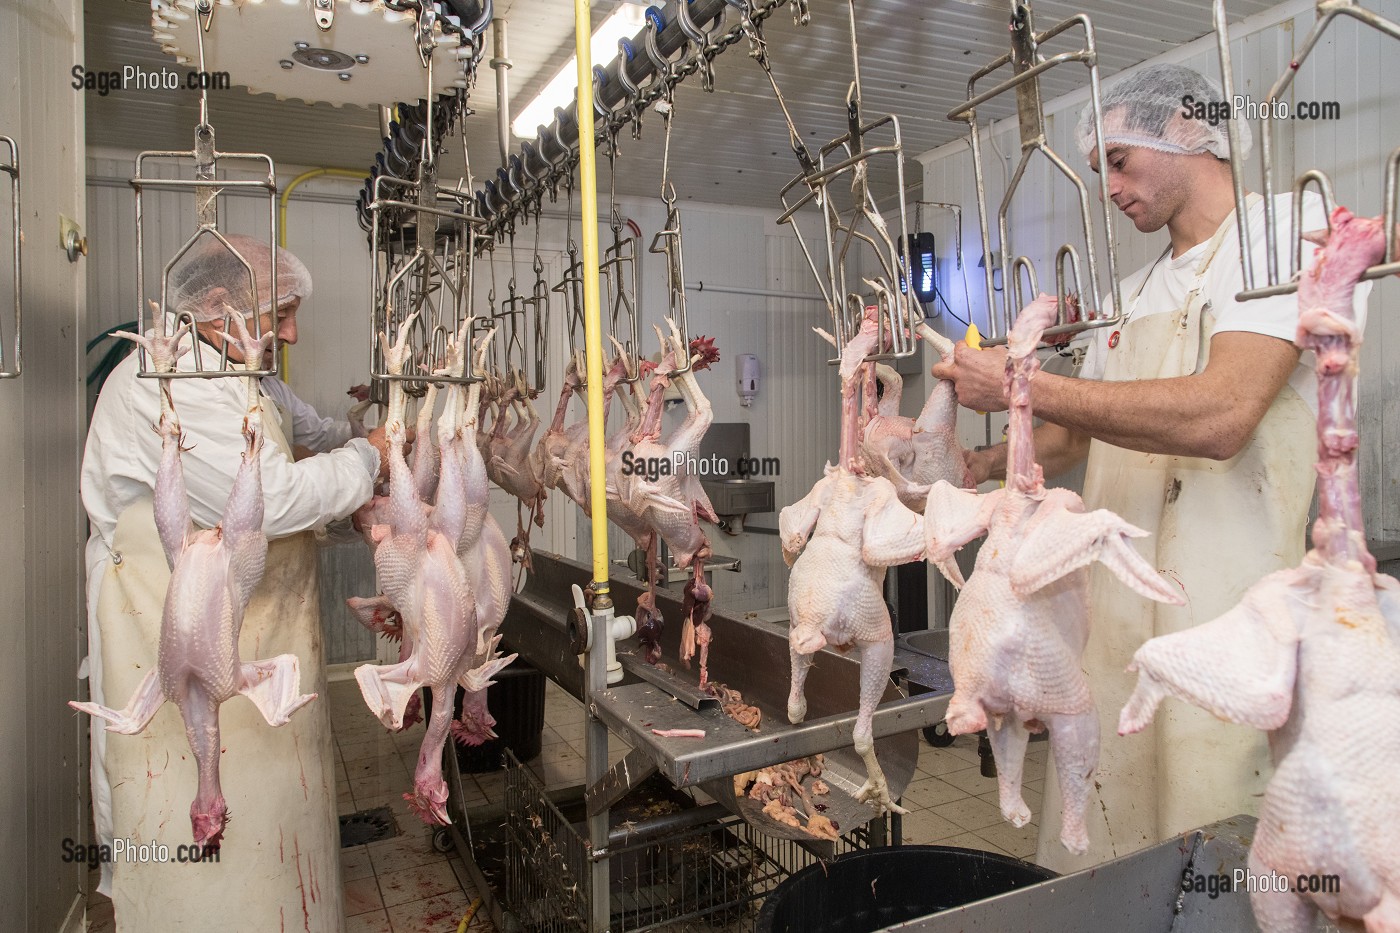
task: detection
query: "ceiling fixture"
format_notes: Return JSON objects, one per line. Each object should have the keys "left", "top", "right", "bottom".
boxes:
{"left": 510, "top": 2, "right": 648, "bottom": 139}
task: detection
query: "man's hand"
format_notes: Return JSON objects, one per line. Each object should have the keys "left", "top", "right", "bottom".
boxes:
{"left": 964, "top": 446, "right": 997, "bottom": 486}
{"left": 292, "top": 444, "right": 316, "bottom": 462}
{"left": 366, "top": 426, "right": 391, "bottom": 482}
{"left": 931, "top": 341, "right": 1011, "bottom": 413}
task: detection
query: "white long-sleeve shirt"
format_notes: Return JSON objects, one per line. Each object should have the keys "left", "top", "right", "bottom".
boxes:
{"left": 81, "top": 336, "right": 377, "bottom": 546}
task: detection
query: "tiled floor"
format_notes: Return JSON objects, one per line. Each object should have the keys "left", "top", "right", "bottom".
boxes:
{"left": 84, "top": 673, "right": 1048, "bottom": 930}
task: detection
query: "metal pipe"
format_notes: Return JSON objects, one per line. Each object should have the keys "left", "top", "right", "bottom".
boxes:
{"left": 279, "top": 167, "right": 364, "bottom": 383}
{"left": 575, "top": 0, "right": 613, "bottom": 927}
{"left": 491, "top": 18, "right": 512, "bottom": 169}
{"left": 603, "top": 802, "right": 732, "bottom": 849}
{"left": 685, "top": 281, "right": 826, "bottom": 301}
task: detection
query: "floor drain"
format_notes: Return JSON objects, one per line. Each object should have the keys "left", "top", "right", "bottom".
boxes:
{"left": 340, "top": 807, "right": 398, "bottom": 847}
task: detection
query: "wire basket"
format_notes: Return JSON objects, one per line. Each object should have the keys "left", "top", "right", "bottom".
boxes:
{"left": 500, "top": 749, "right": 877, "bottom": 933}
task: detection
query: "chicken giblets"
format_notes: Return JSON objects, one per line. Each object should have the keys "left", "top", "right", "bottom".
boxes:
{"left": 1120, "top": 208, "right": 1400, "bottom": 932}
{"left": 922, "top": 294, "right": 1183, "bottom": 853}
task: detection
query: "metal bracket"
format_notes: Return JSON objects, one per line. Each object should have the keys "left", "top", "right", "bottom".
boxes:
{"left": 775, "top": 0, "right": 916, "bottom": 366}
{"left": 0, "top": 135, "right": 19, "bottom": 378}
{"left": 60, "top": 215, "right": 87, "bottom": 263}
{"left": 313, "top": 0, "right": 334, "bottom": 31}
{"left": 132, "top": 119, "right": 282, "bottom": 381}
{"left": 1214, "top": 0, "right": 1400, "bottom": 300}
{"left": 947, "top": 2, "right": 1123, "bottom": 347}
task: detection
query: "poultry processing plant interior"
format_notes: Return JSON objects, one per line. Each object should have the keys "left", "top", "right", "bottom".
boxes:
{"left": 3, "top": 0, "right": 1399, "bottom": 930}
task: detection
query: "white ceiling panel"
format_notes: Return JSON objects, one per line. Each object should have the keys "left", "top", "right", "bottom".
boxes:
{"left": 85, "top": 0, "right": 1282, "bottom": 208}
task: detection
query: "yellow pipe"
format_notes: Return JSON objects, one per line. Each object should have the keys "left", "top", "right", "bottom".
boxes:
{"left": 575, "top": 0, "right": 611, "bottom": 595}
{"left": 277, "top": 167, "right": 365, "bottom": 382}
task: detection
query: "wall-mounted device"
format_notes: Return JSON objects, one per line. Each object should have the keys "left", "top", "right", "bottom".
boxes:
{"left": 901, "top": 232, "right": 937, "bottom": 305}
{"left": 737, "top": 352, "right": 759, "bottom": 407}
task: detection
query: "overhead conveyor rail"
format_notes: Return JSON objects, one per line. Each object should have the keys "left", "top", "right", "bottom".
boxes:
{"left": 475, "top": 0, "right": 802, "bottom": 237}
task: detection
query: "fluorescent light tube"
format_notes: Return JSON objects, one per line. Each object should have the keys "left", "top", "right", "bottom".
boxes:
{"left": 510, "top": 3, "right": 648, "bottom": 139}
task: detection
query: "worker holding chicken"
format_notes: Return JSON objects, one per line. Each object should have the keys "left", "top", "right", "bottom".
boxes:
{"left": 78, "top": 236, "right": 390, "bottom": 929}
{"left": 931, "top": 64, "right": 1372, "bottom": 872}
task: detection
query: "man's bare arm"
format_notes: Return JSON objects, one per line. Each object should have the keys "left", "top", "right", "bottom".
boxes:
{"left": 967, "top": 422, "right": 1089, "bottom": 485}
{"left": 934, "top": 331, "right": 1300, "bottom": 462}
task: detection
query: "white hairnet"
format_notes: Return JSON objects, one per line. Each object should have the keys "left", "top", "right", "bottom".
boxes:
{"left": 1075, "top": 63, "right": 1252, "bottom": 163}
{"left": 166, "top": 233, "right": 312, "bottom": 322}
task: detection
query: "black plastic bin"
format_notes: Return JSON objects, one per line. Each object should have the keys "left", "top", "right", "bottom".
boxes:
{"left": 422, "top": 654, "right": 546, "bottom": 773}
{"left": 756, "top": 845, "right": 1055, "bottom": 933}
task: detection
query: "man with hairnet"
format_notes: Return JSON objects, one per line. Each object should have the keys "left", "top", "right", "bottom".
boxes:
{"left": 933, "top": 63, "right": 1371, "bottom": 871}
{"left": 79, "top": 235, "right": 389, "bottom": 927}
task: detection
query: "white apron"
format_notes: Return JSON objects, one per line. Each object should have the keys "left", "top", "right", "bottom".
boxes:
{"left": 91, "top": 397, "right": 344, "bottom": 931}
{"left": 1035, "top": 201, "right": 1316, "bottom": 871}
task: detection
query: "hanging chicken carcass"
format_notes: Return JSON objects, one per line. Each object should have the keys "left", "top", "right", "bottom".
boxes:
{"left": 71, "top": 311, "right": 317, "bottom": 849}
{"left": 1119, "top": 208, "right": 1400, "bottom": 931}
{"left": 922, "top": 295, "right": 1183, "bottom": 853}
{"left": 612, "top": 320, "right": 722, "bottom": 685}
{"left": 353, "top": 320, "right": 514, "bottom": 823}
{"left": 782, "top": 306, "right": 926, "bottom": 815}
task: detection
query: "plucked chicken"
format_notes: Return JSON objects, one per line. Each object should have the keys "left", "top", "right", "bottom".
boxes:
{"left": 922, "top": 295, "right": 1182, "bottom": 853}
{"left": 782, "top": 305, "right": 926, "bottom": 815}
{"left": 71, "top": 311, "right": 316, "bottom": 849}
{"left": 1119, "top": 208, "right": 1400, "bottom": 931}
{"left": 353, "top": 320, "right": 513, "bottom": 823}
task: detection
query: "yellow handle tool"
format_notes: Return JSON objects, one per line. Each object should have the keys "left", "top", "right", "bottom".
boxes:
{"left": 965, "top": 323, "right": 987, "bottom": 415}
{"left": 966, "top": 322, "right": 983, "bottom": 350}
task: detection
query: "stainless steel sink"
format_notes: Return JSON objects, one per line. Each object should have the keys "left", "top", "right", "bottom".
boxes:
{"left": 701, "top": 477, "right": 774, "bottom": 515}
{"left": 898, "top": 628, "right": 949, "bottom": 661}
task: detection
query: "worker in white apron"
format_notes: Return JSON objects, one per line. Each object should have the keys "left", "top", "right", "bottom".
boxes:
{"left": 80, "top": 236, "right": 391, "bottom": 929}
{"left": 931, "top": 64, "right": 1372, "bottom": 872}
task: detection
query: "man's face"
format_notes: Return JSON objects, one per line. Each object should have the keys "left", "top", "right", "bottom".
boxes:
{"left": 1088, "top": 143, "right": 1193, "bottom": 234}
{"left": 199, "top": 296, "right": 301, "bottom": 369}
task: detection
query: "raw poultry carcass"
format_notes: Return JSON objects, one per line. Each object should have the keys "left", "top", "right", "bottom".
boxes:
{"left": 599, "top": 338, "right": 672, "bottom": 663}
{"left": 818, "top": 322, "right": 972, "bottom": 511}
{"left": 353, "top": 319, "right": 514, "bottom": 824}
{"left": 447, "top": 336, "right": 515, "bottom": 749}
{"left": 346, "top": 383, "right": 375, "bottom": 439}
{"left": 483, "top": 370, "right": 548, "bottom": 569}
{"left": 1119, "top": 209, "right": 1400, "bottom": 932}
{"left": 531, "top": 353, "right": 583, "bottom": 499}
{"left": 71, "top": 311, "right": 316, "bottom": 849}
{"left": 782, "top": 306, "right": 926, "bottom": 815}
{"left": 921, "top": 294, "right": 1183, "bottom": 853}
{"left": 613, "top": 321, "right": 721, "bottom": 684}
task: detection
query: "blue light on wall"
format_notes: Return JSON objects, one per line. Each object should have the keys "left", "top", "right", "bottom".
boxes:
{"left": 900, "top": 232, "right": 937, "bottom": 304}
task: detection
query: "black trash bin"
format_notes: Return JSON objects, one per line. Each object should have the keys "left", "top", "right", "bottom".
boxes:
{"left": 756, "top": 845, "right": 1055, "bottom": 933}
{"left": 422, "top": 655, "right": 546, "bottom": 773}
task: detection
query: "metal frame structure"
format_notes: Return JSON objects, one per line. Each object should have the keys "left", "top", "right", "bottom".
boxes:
{"left": 131, "top": 1, "right": 281, "bottom": 381}
{"left": 365, "top": 3, "right": 490, "bottom": 395}
{"left": 774, "top": 0, "right": 917, "bottom": 365}
{"left": 947, "top": 1, "right": 1122, "bottom": 346}
{"left": 1214, "top": 0, "right": 1400, "bottom": 300}
{"left": 0, "top": 135, "right": 20, "bottom": 379}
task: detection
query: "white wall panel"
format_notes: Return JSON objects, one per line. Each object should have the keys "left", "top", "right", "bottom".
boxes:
{"left": 919, "top": 0, "right": 1398, "bottom": 539}
{"left": 1, "top": 0, "right": 87, "bottom": 928}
